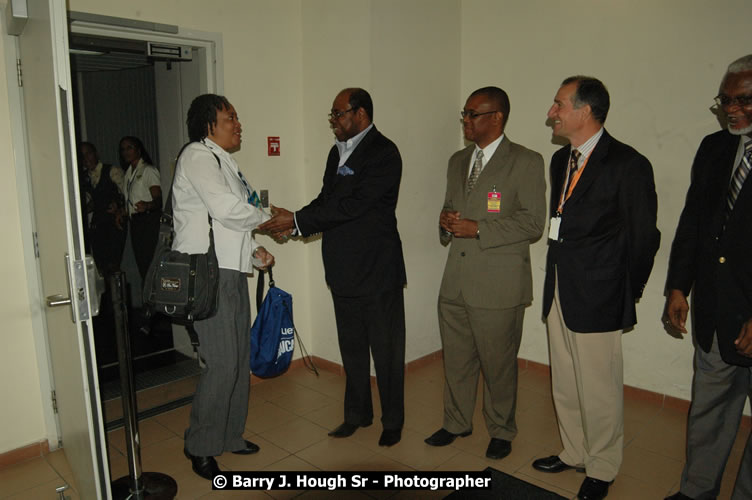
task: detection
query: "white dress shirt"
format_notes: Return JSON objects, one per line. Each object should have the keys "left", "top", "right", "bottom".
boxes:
{"left": 468, "top": 133, "right": 504, "bottom": 178}
{"left": 171, "top": 138, "right": 270, "bottom": 273}
{"left": 124, "top": 158, "right": 161, "bottom": 215}
{"left": 88, "top": 161, "right": 125, "bottom": 194}
{"left": 571, "top": 127, "right": 604, "bottom": 167}
{"left": 335, "top": 123, "right": 373, "bottom": 166}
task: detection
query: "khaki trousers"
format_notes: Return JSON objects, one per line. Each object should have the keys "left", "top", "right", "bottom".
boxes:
{"left": 439, "top": 293, "right": 525, "bottom": 440}
{"left": 547, "top": 280, "right": 623, "bottom": 481}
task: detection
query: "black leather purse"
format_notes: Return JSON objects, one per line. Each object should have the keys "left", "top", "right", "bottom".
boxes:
{"left": 142, "top": 144, "right": 220, "bottom": 342}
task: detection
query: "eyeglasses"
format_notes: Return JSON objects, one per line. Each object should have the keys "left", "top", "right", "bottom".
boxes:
{"left": 328, "top": 107, "right": 356, "bottom": 119}
{"left": 460, "top": 110, "right": 498, "bottom": 119}
{"left": 714, "top": 94, "right": 752, "bottom": 108}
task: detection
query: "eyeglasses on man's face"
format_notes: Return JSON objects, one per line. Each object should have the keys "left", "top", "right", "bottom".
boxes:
{"left": 714, "top": 94, "right": 752, "bottom": 108}
{"left": 460, "top": 110, "right": 498, "bottom": 120}
{"left": 328, "top": 107, "right": 356, "bottom": 120}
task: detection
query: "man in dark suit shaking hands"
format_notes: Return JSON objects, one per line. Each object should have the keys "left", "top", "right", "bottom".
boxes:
{"left": 424, "top": 87, "right": 546, "bottom": 461}
{"left": 532, "top": 76, "right": 660, "bottom": 500}
{"left": 259, "top": 88, "right": 407, "bottom": 447}
{"left": 664, "top": 55, "right": 752, "bottom": 500}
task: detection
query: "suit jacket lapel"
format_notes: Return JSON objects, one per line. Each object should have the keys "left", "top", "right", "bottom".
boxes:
{"left": 455, "top": 146, "right": 474, "bottom": 199}
{"left": 340, "top": 126, "right": 379, "bottom": 171}
{"left": 717, "top": 134, "right": 744, "bottom": 232}
{"left": 479, "top": 136, "right": 511, "bottom": 185}
{"left": 564, "top": 130, "right": 611, "bottom": 207}
{"left": 464, "top": 136, "right": 511, "bottom": 201}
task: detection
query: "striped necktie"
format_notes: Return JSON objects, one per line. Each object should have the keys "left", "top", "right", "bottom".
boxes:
{"left": 467, "top": 149, "right": 483, "bottom": 194}
{"left": 726, "top": 139, "right": 752, "bottom": 213}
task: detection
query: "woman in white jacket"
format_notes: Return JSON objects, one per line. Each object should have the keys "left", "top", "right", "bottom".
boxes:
{"left": 173, "top": 94, "right": 273, "bottom": 480}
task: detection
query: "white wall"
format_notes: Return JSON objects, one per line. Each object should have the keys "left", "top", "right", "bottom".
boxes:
{"left": 459, "top": 0, "right": 752, "bottom": 402}
{"left": 298, "top": 0, "right": 461, "bottom": 364}
{"left": 2, "top": 0, "right": 751, "bottom": 455}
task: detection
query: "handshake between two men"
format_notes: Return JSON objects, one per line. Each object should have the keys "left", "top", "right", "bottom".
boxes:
{"left": 258, "top": 205, "right": 295, "bottom": 241}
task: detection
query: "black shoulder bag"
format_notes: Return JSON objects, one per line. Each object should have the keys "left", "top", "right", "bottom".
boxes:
{"left": 142, "top": 143, "right": 220, "bottom": 345}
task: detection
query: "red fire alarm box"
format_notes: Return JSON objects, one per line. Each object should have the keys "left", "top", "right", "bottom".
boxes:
{"left": 267, "top": 136, "right": 280, "bottom": 156}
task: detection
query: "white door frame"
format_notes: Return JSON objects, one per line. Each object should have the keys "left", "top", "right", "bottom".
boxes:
{"left": 5, "top": 9, "right": 223, "bottom": 454}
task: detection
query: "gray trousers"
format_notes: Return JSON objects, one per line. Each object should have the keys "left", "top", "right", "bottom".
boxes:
{"left": 680, "top": 336, "right": 752, "bottom": 500}
{"left": 184, "top": 268, "right": 251, "bottom": 457}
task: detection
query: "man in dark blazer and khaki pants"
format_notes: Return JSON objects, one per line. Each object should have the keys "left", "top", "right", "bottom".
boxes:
{"left": 664, "top": 55, "right": 752, "bottom": 500}
{"left": 425, "top": 86, "right": 546, "bottom": 460}
{"left": 532, "top": 76, "right": 660, "bottom": 500}
{"left": 259, "top": 88, "right": 407, "bottom": 448}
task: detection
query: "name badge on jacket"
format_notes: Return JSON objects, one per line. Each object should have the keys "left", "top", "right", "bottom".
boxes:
{"left": 487, "top": 191, "right": 501, "bottom": 213}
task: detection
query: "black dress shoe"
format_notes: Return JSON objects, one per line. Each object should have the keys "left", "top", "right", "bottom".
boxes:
{"left": 485, "top": 438, "right": 511, "bottom": 459}
{"left": 532, "top": 455, "right": 585, "bottom": 473}
{"left": 328, "top": 421, "right": 371, "bottom": 438}
{"left": 232, "top": 439, "right": 260, "bottom": 455}
{"left": 183, "top": 449, "right": 220, "bottom": 480}
{"left": 664, "top": 493, "right": 693, "bottom": 500}
{"left": 577, "top": 476, "right": 613, "bottom": 500}
{"left": 378, "top": 429, "right": 402, "bottom": 447}
{"left": 424, "top": 428, "right": 472, "bottom": 446}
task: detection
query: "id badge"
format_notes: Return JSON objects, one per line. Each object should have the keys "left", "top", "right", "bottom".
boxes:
{"left": 548, "top": 216, "right": 561, "bottom": 241}
{"left": 487, "top": 191, "right": 501, "bottom": 213}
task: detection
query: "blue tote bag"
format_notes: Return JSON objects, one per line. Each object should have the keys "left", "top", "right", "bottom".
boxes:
{"left": 250, "top": 269, "right": 295, "bottom": 378}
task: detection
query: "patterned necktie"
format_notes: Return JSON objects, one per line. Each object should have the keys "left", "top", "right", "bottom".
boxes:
{"left": 561, "top": 149, "right": 581, "bottom": 200}
{"left": 467, "top": 149, "right": 484, "bottom": 194}
{"left": 727, "top": 139, "right": 752, "bottom": 213}
{"left": 569, "top": 149, "right": 581, "bottom": 172}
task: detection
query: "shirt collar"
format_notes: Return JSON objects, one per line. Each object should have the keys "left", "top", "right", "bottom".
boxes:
{"left": 88, "top": 161, "right": 103, "bottom": 178}
{"left": 474, "top": 134, "right": 504, "bottom": 163}
{"left": 572, "top": 127, "right": 604, "bottom": 166}
{"left": 203, "top": 137, "right": 226, "bottom": 155}
{"left": 335, "top": 123, "right": 373, "bottom": 157}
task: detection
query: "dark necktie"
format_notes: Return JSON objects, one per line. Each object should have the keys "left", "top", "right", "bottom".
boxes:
{"left": 561, "top": 149, "right": 581, "bottom": 201}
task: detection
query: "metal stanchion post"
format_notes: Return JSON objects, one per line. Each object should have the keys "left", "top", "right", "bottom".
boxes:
{"left": 109, "top": 272, "right": 177, "bottom": 499}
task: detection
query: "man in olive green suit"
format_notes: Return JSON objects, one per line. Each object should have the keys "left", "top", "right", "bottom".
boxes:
{"left": 425, "top": 87, "right": 546, "bottom": 460}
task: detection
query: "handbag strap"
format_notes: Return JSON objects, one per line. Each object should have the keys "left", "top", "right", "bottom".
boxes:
{"left": 255, "top": 267, "right": 274, "bottom": 312}
{"left": 164, "top": 142, "right": 220, "bottom": 343}
{"left": 162, "top": 141, "right": 221, "bottom": 248}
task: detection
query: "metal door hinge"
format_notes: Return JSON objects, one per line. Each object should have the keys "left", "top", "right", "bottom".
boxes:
{"left": 16, "top": 58, "right": 22, "bottom": 87}
{"left": 32, "top": 231, "right": 40, "bottom": 258}
{"left": 51, "top": 390, "right": 58, "bottom": 413}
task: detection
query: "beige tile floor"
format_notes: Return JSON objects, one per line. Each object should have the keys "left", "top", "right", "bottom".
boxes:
{"left": 1, "top": 358, "right": 749, "bottom": 499}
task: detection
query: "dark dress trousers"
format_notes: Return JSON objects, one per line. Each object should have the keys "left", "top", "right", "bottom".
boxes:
{"left": 82, "top": 164, "right": 126, "bottom": 274}
{"left": 296, "top": 126, "right": 407, "bottom": 430}
{"left": 543, "top": 130, "right": 660, "bottom": 332}
{"left": 666, "top": 130, "right": 752, "bottom": 499}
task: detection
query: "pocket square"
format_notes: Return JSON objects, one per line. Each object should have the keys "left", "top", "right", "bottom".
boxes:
{"left": 337, "top": 165, "right": 355, "bottom": 176}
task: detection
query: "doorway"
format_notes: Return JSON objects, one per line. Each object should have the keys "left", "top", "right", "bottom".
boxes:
{"left": 66, "top": 15, "right": 222, "bottom": 429}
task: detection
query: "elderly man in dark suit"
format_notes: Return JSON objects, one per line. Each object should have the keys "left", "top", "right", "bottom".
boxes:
{"left": 532, "top": 76, "right": 660, "bottom": 500}
{"left": 259, "top": 88, "right": 407, "bottom": 447}
{"left": 663, "top": 55, "right": 752, "bottom": 500}
{"left": 424, "top": 87, "right": 546, "bottom": 461}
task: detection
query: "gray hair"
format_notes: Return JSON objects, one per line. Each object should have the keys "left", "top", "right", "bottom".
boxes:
{"left": 727, "top": 55, "right": 752, "bottom": 74}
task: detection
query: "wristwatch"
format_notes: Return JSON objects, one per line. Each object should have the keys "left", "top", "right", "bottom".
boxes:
{"left": 475, "top": 226, "right": 480, "bottom": 240}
